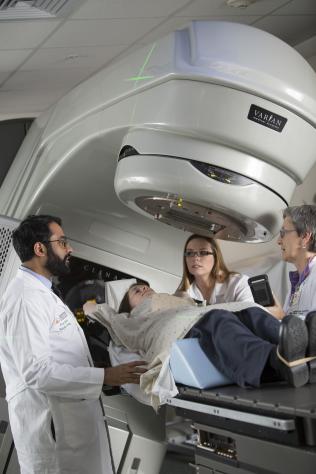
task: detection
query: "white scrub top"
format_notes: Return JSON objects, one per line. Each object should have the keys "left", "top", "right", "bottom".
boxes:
{"left": 0, "top": 269, "right": 113, "bottom": 474}
{"left": 187, "top": 273, "right": 254, "bottom": 304}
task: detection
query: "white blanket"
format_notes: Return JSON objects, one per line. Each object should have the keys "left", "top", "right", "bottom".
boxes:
{"left": 102, "top": 300, "right": 264, "bottom": 409}
{"left": 108, "top": 342, "right": 178, "bottom": 407}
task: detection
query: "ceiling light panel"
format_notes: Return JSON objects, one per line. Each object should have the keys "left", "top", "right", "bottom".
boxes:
{"left": 0, "top": 0, "right": 84, "bottom": 19}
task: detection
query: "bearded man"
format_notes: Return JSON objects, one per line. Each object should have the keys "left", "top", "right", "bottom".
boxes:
{"left": 0, "top": 214, "right": 146, "bottom": 474}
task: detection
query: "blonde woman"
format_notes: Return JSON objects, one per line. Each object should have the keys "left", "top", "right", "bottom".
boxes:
{"left": 177, "top": 234, "right": 253, "bottom": 304}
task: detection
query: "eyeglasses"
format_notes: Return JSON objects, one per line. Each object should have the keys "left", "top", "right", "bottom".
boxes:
{"left": 279, "top": 228, "right": 297, "bottom": 238}
{"left": 42, "top": 238, "right": 70, "bottom": 249}
{"left": 184, "top": 250, "right": 214, "bottom": 258}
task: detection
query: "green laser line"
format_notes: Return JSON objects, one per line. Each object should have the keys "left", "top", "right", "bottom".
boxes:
{"left": 126, "top": 42, "right": 157, "bottom": 82}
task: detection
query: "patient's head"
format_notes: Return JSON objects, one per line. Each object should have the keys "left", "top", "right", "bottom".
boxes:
{"left": 119, "top": 283, "right": 155, "bottom": 312}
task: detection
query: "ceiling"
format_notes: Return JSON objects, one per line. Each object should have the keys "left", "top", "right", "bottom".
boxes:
{"left": 0, "top": 0, "right": 316, "bottom": 120}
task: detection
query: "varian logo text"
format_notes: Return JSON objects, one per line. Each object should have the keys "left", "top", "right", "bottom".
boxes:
{"left": 248, "top": 104, "right": 287, "bottom": 132}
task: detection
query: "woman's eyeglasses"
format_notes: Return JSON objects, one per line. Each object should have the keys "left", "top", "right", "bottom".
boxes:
{"left": 184, "top": 250, "right": 214, "bottom": 258}
{"left": 279, "top": 228, "right": 297, "bottom": 238}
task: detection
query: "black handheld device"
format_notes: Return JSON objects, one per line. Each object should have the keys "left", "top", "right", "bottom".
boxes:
{"left": 248, "top": 274, "right": 274, "bottom": 307}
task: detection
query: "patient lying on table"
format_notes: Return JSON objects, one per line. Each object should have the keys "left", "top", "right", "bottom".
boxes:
{"left": 83, "top": 283, "right": 316, "bottom": 408}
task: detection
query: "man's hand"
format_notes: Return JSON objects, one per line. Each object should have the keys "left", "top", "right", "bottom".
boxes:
{"left": 104, "top": 361, "right": 147, "bottom": 386}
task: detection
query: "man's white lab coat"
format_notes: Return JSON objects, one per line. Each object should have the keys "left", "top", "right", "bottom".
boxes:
{"left": 0, "top": 269, "right": 113, "bottom": 474}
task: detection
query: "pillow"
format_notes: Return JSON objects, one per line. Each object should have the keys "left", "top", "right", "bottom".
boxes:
{"left": 170, "top": 338, "right": 232, "bottom": 389}
{"left": 105, "top": 278, "right": 137, "bottom": 311}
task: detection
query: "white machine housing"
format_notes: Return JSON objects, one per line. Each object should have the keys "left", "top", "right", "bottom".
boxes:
{"left": 1, "top": 20, "right": 316, "bottom": 474}
{"left": 114, "top": 21, "right": 316, "bottom": 242}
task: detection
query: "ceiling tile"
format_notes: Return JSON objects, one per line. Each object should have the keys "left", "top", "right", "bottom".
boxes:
{"left": 0, "top": 72, "right": 10, "bottom": 85}
{"left": 0, "top": 20, "right": 61, "bottom": 50}
{"left": 254, "top": 14, "right": 316, "bottom": 45}
{"left": 0, "top": 89, "right": 65, "bottom": 118}
{"left": 21, "top": 45, "right": 125, "bottom": 71}
{"left": 136, "top": 15, "right": 260, "bottom": 45}
{"left": 274, "top": 0, "right": 316, "bottom": 15}
{"left": 0, "top": 49, "right": 32, "bottom": 72}
{"left": 175, "top": 0, "right": 289, "bottom": 17}
{"left": 71, "top": 0, "right": 191, "bottom": 19}
{"left": 1, "top": 68, "right": 96, "bottom": 91}
{"left": 42, "top": 18, "right": 164, "bottom": 48}
{"left": 135, "top": 17, "right": 193, "bottom": 45}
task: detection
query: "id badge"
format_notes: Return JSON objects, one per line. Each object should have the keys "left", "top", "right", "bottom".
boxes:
{"left": 291, "top": 288, "right": 301, "bottom": 307}
{"left": 288, "top": 286, "right": 304, "bottom": 319}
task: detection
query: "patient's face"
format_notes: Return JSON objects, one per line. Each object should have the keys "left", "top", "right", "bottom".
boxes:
{"left": 129, "top": 284, "right": 155, "bottom": 309}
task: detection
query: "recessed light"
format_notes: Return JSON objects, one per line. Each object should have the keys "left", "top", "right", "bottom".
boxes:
{"left": 226, "top": 0, "right": 256, "bottom": 7}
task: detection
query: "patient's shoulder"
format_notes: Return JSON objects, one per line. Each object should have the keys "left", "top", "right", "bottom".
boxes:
{"left": 93, "top": 302, "right": 119, "bottom": 319}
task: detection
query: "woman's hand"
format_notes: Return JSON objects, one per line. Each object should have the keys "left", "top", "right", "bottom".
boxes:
{"left": 266, "top": 292, "right": 285, "bottom": 320}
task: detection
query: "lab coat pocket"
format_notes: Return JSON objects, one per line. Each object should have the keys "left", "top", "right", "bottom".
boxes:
{"left": 55, "top": 399, "right": 99, "bottom": 451}
{"left": 8, "top": 391, "right": 56, "bottom": 456}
